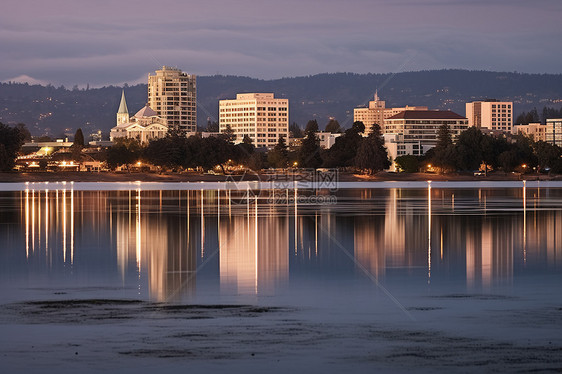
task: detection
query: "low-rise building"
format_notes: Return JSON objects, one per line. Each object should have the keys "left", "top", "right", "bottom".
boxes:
{"left": 353, "top": 91, "right": 428, "bottom": 134}
{"left": 110, "top": 91, "right": 168, "bottom": 143}
{"left": 512, "top": 123, "right": 547, "bottom": 142}
{"left": 316, "top": 131, "right": 342, "bottom": 149}
{"left": 384, "top": 110, "right": 468, "bottom": 159}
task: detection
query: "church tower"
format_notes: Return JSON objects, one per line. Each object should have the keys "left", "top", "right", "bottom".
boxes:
{"left": 116, "top": 89, "right": 130, "bottom": 125}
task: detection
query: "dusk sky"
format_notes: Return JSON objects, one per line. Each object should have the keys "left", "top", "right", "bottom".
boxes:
{"left": 2, "top": 0, "right": 561, "bottom": 87}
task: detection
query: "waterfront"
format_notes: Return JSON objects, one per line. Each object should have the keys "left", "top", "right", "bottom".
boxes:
{"left": 1, "top": 182, "right": 561, "bottom": 373}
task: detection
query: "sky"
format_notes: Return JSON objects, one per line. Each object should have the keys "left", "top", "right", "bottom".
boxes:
{"left": 1, "top": 0, "right": 561, "bottom": 87}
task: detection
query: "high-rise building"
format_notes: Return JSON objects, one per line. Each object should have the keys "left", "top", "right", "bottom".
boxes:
{"left": 465, "top": 100, "right": 513, "bottom": 132}
{"left": 353, "top": 91, "right": 428, "bottom": 134}
{"left": 219, "top": 93, "right": 289, "bottom": 148}
{"left": 546, "top": 118, "right": 562, "bottom": 146}
{"left": 148, "top": 66, "right": 197, "bottom": 133}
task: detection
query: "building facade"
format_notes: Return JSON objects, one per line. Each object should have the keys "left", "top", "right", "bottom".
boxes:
{"left": 512, "top": 123, "right": 547, "bottom": 142}
{"left": 110, "top": 91, "right": 168, "bottom": 143}
{"left": 546, "top": 118, "right": 562, "bottom": 146}
{"left": 384, "top": 110, "right": 468, "bottom": 159}
{"left": 148, "top": 66, "right": 197, "bottom": 133}
{"left": 316, "top": 131, "right": 342, "bottom": 149}
{"left": 353, "top": 91, "right": 428, "bottom": 134}
{"left": 466, "top": 100, "right": 513, "bottom": 133}
{"left": 219, "top": 93, "right": 289, "bottom": 148}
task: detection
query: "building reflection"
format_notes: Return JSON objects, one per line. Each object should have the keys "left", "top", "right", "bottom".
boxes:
{"left": 219, "top": 197, "right": 289, "bottom": 296}
{"left": 113, "top": 190, "right": 198, "bottom": 302}
{"left": 10, "top": 185, "right": 562, "bottom": 298}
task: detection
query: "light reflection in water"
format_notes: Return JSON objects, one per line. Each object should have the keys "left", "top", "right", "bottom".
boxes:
{"left": 428, "top": 182, "right": 432, "bottom": 284}
{"left": 5, "top": 186, "right": 562, "bottom": 303}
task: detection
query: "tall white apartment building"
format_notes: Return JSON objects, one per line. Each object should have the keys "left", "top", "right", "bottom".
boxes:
{"left": 353, "top": 91, "right": 428, "bottom": 134}
{"left": 219, "top": 93, "right": 289, "bottom": 148}
{"left": 148, "top": 66, "right": 197, "bottom": 133}
{"left": 546, "top": 118, "right": 562, "bottom": 146}
{"left": 465, "top": 100, "right": 513, "bottom": 132}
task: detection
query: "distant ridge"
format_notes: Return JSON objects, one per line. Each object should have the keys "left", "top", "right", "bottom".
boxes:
{"left": 1, "top": 69, "right": 562, "bottom": 136}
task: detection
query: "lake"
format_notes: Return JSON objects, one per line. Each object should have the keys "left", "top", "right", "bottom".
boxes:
{"left": 1, "top": 181, "right": 561, "bottom": 373}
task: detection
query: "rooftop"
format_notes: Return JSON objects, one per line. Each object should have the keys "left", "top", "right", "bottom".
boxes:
{"left": 387, "top": 110, "right": 466, "bottom": 120}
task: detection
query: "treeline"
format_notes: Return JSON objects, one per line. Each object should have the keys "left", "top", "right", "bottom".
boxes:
{"left": 105, "top": 120, "right": 391, "bottom": 174}
{"left": 396, "top": 125, "right": 562, "bottom": 174}
{"left": 515, "top": 106, "right": 562, "bottom": 125}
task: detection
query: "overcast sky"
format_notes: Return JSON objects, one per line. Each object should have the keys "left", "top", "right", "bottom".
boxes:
{"left": 1, "top": 0, "right": 561, "bottom": 87}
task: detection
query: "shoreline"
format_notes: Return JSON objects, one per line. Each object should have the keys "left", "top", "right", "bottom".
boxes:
{"left": 0, "top": 171, "right": 557, "bottom": 184}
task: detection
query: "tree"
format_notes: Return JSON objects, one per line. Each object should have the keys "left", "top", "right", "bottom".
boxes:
{"left": 297, "top": 124, "right": 322, "bottom": 168}
{"left": 436, "top": 124, "right": 452, "bottom": 149}
{"left": 222, "top": 124, "right": 236, "bottom": 143}
{"left": 304, "top": 119, "right": 319, "bottom": 133}
{"left": 454, "top": 127, "right": 484, "bottom": 171}
{"left": 354, "top": 124, "right": 390, "bottom": 174}
{"left": 247, "top": 151, "right": 267, "bottom": 171}
{"left": 430, "top": 124, "right": 455, "bottom": 173}
{"left": 15, "top": 123, "right": 31, "bottom": 142}
{"left": 395, "top": 155, "right": 420, "bottom": 173}
{"left": 105, "top": 138, "right": 142, "bottom": 171}
{"left": 322, "top": 121, "right": 365, "bottom": 168}
{"left": 533, "top": 141, "right": 561, "bottom": 173}
{"left": 206, "top": 120, "right": 219, "bottom": 132}
{"left": 234, "top": 135, "right": 255, "bottom": 165}
{"left": 289, "top": 122, "right": 303, "bottom": 138}
{"left": 267, "top": 137, "right": 289, "bottom": 168}
{"left": 498, "top": 149, "right": 519, "bottom": 172}
{"left": 325, "top": 118, "right": 341, "bottom": 133}
{"left": 515, "top": 112, "right": 527, "bottom": 125}
{"left": 0, "top": 122, "right": 26, "bottom": 171}
{"left": 74, "top": 128, "right": 85, "bottom": 146}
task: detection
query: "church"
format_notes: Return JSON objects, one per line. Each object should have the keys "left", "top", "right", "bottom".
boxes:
{"left": 110, "top": 90, "right": 168, "bottom": 143}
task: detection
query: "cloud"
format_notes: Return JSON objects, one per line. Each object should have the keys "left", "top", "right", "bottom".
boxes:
{"left": 0, "top": 0, "right": 561, "bottom": 86}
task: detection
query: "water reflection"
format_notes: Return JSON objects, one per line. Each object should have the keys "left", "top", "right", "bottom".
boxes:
{"left": 1, "top": 186, "right": 561, "bottom": 302}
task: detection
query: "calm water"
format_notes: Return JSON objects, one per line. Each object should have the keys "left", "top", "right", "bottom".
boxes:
{"left": 1, "top": 183, "right": 561, "bottom": 306}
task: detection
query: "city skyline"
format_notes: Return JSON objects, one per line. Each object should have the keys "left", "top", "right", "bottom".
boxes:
{"left": 1, "top": 0, "right": 561, "bottom": 87}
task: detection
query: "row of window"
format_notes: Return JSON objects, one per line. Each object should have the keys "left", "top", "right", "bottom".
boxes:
{"left": 388, "top": 120, "right": 468, "bottom": 125}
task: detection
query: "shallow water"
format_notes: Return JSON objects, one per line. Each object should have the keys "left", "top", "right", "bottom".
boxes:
{"left": 0, "top": 183, "right": 561, "bottom": 372}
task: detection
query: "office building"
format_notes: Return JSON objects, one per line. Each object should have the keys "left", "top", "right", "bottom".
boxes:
{"left": 546, "top": 118, "right": 562, "bottom": 146}
{"left": 466, "top": 100, "right": 513, "bottom": 132}
{"left": 353, "top": 91, "right": 428, "bottom": 134}
{"left": 219, "top": 93, "right": 289, "bottom": 148}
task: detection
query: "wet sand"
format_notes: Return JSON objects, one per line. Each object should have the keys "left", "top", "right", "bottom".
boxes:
{"left": 1, "top": 293, "right": 561, "bottom": 373}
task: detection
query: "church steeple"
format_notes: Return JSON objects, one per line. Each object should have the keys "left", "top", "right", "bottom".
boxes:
{"left": 116, "top": 89, "right": 130, "bottom": 125}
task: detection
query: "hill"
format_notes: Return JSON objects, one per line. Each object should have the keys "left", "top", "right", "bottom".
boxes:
{"left": 1, "top": 70, "right": 562, "bottom": 138}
